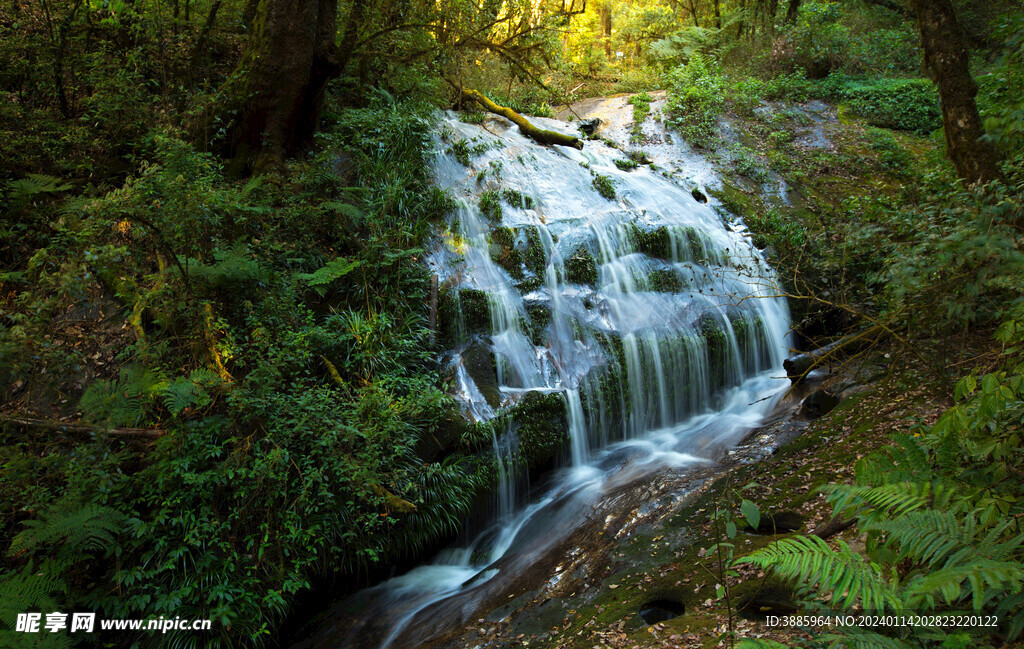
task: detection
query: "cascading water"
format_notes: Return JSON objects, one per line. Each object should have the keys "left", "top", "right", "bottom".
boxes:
{"left": 295, "top": 105, "right": 792, "bottom": 649}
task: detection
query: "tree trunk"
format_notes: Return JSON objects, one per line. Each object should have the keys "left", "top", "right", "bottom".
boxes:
{"left": 714, "top": 0, "right": 721, "bottom": 28}
{"left": 208, "top": 0, "right": 340, "bottom": 174}
{"left": 601, "top": 2, "right": 612, "bottom": 57}
{"left": 459, "top": 88, "right": 583, "bottom": 149}
{"left": 785, "top": 0, "right": 800, "bottom": 24}
{"left": 908, "top": 0, "right": 1002, "bottom": 184}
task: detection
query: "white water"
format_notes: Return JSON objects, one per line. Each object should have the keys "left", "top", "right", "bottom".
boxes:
{"left": 314, "top": 109, "right": 792, "bottom": 649}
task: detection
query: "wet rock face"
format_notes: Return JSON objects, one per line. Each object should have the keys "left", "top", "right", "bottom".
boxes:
{"left": 691, "top": 187, "right": 708, "bottom": 203}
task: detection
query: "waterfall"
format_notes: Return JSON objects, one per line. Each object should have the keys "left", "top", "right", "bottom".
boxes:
{"left": 297, "top": 108, "right": 792, "bottom": 649}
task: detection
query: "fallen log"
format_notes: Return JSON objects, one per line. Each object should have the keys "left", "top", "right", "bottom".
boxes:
{"left": 2, "top": 416, "right": 167, "bottom": 439}
{"left": 459, "top": 88, "right": 583, "bottom": 150}
{"left": 784, "top": 324, "right": 884, "bottom": 384}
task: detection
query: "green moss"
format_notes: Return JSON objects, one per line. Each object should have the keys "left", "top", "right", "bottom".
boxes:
{"left": 523, "top": 226, "right": 547, "bottom": 277}
{"left": 614, "top": 158, "right": 640, "bottom": 171}
{"left": 592, "top": 174, "right": 616, "bottom": 200}
{"left": 489, "top": 226, "right": 524, "bottom": 279}
{"left": 510, "top": 391, "right": 568, "bottom": 472}
{"left": 564, "top": 247, "right": 598, "bottom": 286}
{"left": 479, "top": 190, "right": 502, "bottom": 221}
{"left": 646, "top": 268, "right": 684, "bottom": 293}
{"left": 459, "top": 288, "right": 490, "bottom": 332}
{"left": 629, "top": 224, "right": 671, "bottom": 260}
{"left": 501, "top": 188, "right": 535, "bottom": 209}
{"left": 525, "top": 303, "right": 551, "bottom": 345}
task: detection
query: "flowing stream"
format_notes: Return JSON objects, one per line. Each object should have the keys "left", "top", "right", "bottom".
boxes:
{"left": 295, "top": 105, "right": 791, "bottom": 649}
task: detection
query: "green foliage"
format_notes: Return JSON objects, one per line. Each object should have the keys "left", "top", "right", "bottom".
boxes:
{"left": 628, "top": 91, "right": 653, "bottom": 144}
{"left": 665, "top": 55, "right": 726, "bottom": 146}
{"left": 842, "top": 78, "right": 939, "bottom": 133}
{"left": 877, "top": 156, "right": 1024, "bottom": 330}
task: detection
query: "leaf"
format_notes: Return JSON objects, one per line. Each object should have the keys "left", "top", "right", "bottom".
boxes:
{"left": 296, "top": 257, "right": 362, "bottom": 297}
{"left": 741, "top": 499, "right": 761, "bottom": 531}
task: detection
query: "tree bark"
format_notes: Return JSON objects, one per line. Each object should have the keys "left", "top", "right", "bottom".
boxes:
{"left": 209, "top": 0, "right": 341, "bottom": 174}
{"left": 713, "top": 0, "right": 721, "bottom": 28}
{"left": 908, "top": 0, "right": 1002, "bottom": 184}
{"left": 784, "top": 0, "right": 800, "bottom": 24}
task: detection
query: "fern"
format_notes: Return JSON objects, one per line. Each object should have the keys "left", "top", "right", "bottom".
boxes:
{"left": 0, "top": 563, "right": 67, "bottom": 623}
{"left": 9, "top": 503, "right": 127, "bottom": 563}
{"left": 79, "top": 366, "right": 166, "bottom": 427}
{"left": 823, "top": 480, "right": 960, "bottom": 525}
{"left": 738, "top": 535, "right": 898, "bottom": 611}
{"left": 904, "top": 559, "right": 1024, "bottom": 611}
{"left": 296, "top": 257, "right": 362, "bottom": 297}
{"left": 161, "top": 369, "right": 220, "bottom": 416}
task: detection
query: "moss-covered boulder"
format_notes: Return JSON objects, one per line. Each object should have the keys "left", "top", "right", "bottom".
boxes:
{"left": 463, "top": 341, "right": 501, "bottom": 409}
{"left": 511, "top": 391, "right": 568, "bottom": 473}
{"left": 525, "top": 302, "right": 551, "bottom": 346}
{"left": 564, "top": 247, "right": 598, "bottom": 286}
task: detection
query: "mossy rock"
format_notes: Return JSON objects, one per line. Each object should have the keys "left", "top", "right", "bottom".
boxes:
{"left": 564, "top": 247, "right": 598, "bottom": 286}
{"left": 525, "top": 302, "right": 551, "bottom": 346}
{"left": 646, "top": 268, "right": 684, "bottom": 293}
{"left": 629, "top": 224, "right": 672, "bottom": 260}
{"left": 522, "top": 226, "right": 548, "bottom": 277}
{"left": 511, "top": 391, "right": 568, "bottom": 473}
{"left": 459, "top": 288, "right": 490, "bottom": 332}
{"left": 463, "top": 341, "right": 501, "bottom": 409}
{"left": 489, "top": 226, "right": 524, "bottom": 279}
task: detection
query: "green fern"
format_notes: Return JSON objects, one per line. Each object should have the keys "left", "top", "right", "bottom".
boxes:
{"left": 79, "top": 366, "right": 166, "bottom": 427}
{"left": 737, "top": 535, "right": 898, "bottom": 611}
{"left": 9, "top": 503, "right": 127, "bottom": 564}
{"left": 161, "top": 369, "right": 220, "bottom": 416}
{"left": 904, "top": 559, "right": 1024, "bottom": 611}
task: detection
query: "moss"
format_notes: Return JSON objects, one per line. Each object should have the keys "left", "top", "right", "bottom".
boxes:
{"left": 523, "top": 226, "right": 547, "bottom": 276}
{"left": 459, "top": 288, "right": 490, "bottom": 332}
{"left": 511, "top": 391, "right": 569, "bottom": 473}
{"left": 489, "top": 226, "right": 524, "bottom": 279}
{"left": 479, "top": 190, "right": 502, "bottom": 221}
{"left": 501, "top": 188, "right": 535, "bottom": 209}
{"left": 629, "top": 224, "right": 672, "bottom": 260}
{"left": 564, "top": 247, "right": 598, "bottom": 286}
{"left": 592, "top": 174, "right": 616, "bottom": 200}
{"left": 614, "top": 158, "right": 640, "bottom": 171}
{"left": 525, "top": 303, "right": 551, "bottom": 346}
{"left": 646, "top": 268, "right": 684, "bottom": 293}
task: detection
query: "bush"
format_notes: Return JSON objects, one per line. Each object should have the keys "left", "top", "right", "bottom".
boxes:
{"left": 665, "top": 55, "right": 726, "bottom": 146}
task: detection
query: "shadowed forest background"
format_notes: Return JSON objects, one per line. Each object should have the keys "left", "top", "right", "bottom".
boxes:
{"left": 1, "top": 0, "right": 1024, "bottom": 647}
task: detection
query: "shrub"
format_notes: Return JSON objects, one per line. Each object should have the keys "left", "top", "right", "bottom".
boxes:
{"left": 664, "top": 55, "right": 726, "bottom": 146}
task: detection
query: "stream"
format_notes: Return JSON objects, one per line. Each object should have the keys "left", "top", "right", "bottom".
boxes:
{"left": 293, "top": 96, "right": 792, "bottom": 649}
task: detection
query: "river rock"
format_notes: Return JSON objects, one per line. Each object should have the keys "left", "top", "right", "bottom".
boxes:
{"left": 577, "top": 118, "right": 601, "bottom": 135}
{"left": 463, "top": 341, "right": 501, "bottom": 409}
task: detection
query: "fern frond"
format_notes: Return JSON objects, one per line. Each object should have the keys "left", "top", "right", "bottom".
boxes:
{"left": 824, "top": 481, "right": 960, "bottom": 524}
{"left": 737, "top": 535, "right": 898, "bottom": 612}
{"left": 0, "top": 564, "right": 67, "bottom": 623}
{"left": 904, "top": 559, "right": 1024, "bottom": 611}
{"left": 10, "top": 504, "right": 127, "bottom": 563}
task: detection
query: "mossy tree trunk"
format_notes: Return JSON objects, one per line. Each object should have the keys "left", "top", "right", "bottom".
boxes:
{"left": 212, "top": 0, "right": 341, "bottom": 174}
{"left": 908, "top": 0, "right": 1002, "bottom": 185}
